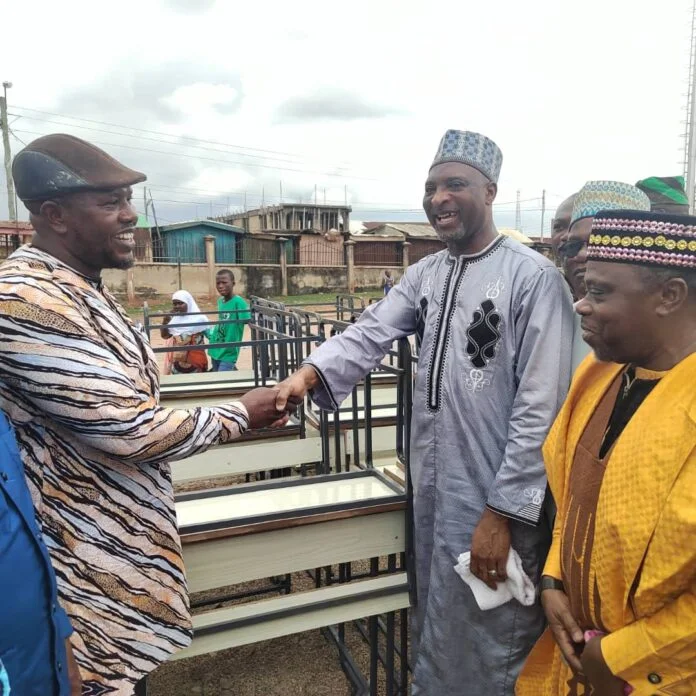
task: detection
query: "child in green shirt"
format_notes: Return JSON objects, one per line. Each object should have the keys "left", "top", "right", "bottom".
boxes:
{"left": 207, "top": 269, "right": 250, "bottom": 371}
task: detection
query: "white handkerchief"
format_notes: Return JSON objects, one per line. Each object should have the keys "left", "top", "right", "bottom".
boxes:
{"left": 453, "top": 548, "right": 536, "bottom": 611}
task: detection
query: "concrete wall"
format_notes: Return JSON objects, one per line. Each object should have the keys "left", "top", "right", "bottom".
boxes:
{"left": 103, "top": 264, "right": 209, "bottom": 298}
{"left": 287, "top": 266, "right": 348, "bottom": 295}
{"left": 240, "top": 265, "right": 282, "bottom": 297}
{"left": 354, "top": 266, "right": 402, "bottom": 292}
{"left": 102, "top": 262, "right": 396, "bottom": 301}
{"left": 103, "top": 263, "right": 281, "bottom": 300}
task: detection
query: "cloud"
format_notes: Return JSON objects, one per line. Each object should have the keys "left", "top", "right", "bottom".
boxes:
{"left": 274, "top": 87, "right": 406, "bottom": 125}
{"left": 163, "top": 0, "right": 216, "bottom": 13}
{"left": 55, "top": 62, "right": 243, "bottom": 127}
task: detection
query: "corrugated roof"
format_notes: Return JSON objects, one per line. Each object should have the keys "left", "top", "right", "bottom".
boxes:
{"left": 158, "top": 219, "right": 245, "bottom": 234}
{"left": 0, "top": 221, "right": 33, "bottom": 236}
{"left": 498, "top": 227, "right": 533, "bottom": 245}
{"left": 360, "top": 222, "right": 438, "bottom": 239}
{"left": 360, "top": 222, "right": 534, "bottom": 244}
{"left": 388, "top": 223, "right": 438, "bottom": 239}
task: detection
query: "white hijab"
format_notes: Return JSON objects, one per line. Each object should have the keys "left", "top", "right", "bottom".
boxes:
{"left": 167, "top": 290, "right": 210, "bottom": 336}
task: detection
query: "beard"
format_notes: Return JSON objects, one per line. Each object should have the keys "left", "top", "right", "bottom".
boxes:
{"left": 109, "top": 253, "right": 136, "bottom": 270}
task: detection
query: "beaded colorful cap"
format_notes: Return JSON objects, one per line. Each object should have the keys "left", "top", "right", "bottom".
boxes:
{"left": 570, "top": 180, "right": 651, "bottom": 229}
{"left": 587, "top": 210, "right": 696, "bottom": 270}
{"left": 430, "top": 130, "right": 503, "bottom": 183}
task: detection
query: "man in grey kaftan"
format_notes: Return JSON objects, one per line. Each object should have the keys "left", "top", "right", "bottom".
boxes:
{"left": 278, "top": 130, "right": 573, "bottom": 695}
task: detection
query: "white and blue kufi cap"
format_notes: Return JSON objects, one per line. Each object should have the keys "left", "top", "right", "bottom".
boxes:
{"left": 430, "top": 130, "right": 503, "bottom": 183}
{"left": 570, "top": 180, "right": 651, "bottom": 229}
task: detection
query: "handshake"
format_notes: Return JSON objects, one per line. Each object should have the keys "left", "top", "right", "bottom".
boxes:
{"left": 238, "top": 366, "right": 320, "bottom": 430}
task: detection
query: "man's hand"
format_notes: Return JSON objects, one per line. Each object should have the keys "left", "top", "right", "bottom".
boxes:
{"left": 275, "top": 365, "right": 319, "bottom": 411}
{"left": 581, "top": 637, "right": 626, "bottom": 696}
{"left": 470, "top": 507, "right": 511, "bottom": 589}
{"left": 65, "top": 638, "right": 82, "bottom": 696}
{"left": 541, "top": 588, "right": 584, "bottom": 673}
{"left": 240, "top": 387, "right": 299, "bottom": 430}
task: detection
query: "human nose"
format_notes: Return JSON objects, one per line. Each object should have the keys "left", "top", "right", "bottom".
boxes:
{"left": 120, "top": 199, "right": 138, "bottom": 225}
{"left": 430, "top": 185, "right": 452, "bottom": 208}
{"left": 575, "top": 296, "right": 591, "bottom": 315}
{"left": 575, "top": 242, "right": 588, "bottom": 264}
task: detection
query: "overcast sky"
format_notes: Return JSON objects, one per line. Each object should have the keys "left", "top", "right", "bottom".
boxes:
{"left": 1, "top": 0, "right": 694, "bottom": 234}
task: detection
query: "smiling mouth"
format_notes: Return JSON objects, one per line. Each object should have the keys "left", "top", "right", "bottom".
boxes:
{"left": 435, "top": 211, "right": 458, "bottom": 223}
{"left": 113, "top": 229, "right": 135, "bottom": 247}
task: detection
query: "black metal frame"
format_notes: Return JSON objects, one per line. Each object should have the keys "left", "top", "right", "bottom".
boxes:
{"left": 136, "top": 304, "right": 416, "bottom": 695}
{"left": 177, "top": 468, "right": 405, "bottom": 537}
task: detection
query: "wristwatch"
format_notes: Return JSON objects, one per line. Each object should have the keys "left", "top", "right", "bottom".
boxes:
{"left": 540, "top": 576, "right": 565, "bottom": 593}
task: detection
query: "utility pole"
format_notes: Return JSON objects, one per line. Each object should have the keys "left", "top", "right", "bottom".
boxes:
{"left": 148, "top": 189, "right": 160, "bottom": 236}
{"left": 1, "top": 81, "right": 16, "bottom": 222}
{"left": 279, "top": 180, "right": 283, "bottom": 204}
{"left": 540, "top": 189, "right": 546, "bottom": 241}
{"left": 515, "top": 190, "right": 522, "bottom": 231}
{"left": 686, "top": 0, "right": 696, "bottom": 212}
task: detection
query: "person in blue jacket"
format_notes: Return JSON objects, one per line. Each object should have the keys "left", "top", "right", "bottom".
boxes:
{"left": 0, "top": 410, "right": 80, "bottom": 695}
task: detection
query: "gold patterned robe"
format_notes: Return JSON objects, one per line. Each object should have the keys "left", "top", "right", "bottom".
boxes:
{"left": 517, "top": 353, "right": 696, "bottom": 696}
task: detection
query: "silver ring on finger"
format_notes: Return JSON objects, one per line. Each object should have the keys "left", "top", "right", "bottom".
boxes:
{"left": 487, "top": 570, "right": 498, "bottom": 578}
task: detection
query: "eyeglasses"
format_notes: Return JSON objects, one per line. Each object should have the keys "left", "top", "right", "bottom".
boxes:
{"left": 558, "top": 238, "right": 586, "bottom": 260}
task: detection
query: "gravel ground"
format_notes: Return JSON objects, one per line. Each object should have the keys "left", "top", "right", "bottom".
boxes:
{"left": 147, "top": 630, "right": 352, "bottom": 696}
{"left": 147, "top": 561, "right": 408, "bottom": 696}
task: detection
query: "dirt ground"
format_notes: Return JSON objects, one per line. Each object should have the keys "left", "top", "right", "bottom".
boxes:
{"left": 148, "top": 559, "right": 407, "bottom": 696}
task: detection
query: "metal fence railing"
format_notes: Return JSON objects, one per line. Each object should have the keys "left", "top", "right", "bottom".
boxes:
{"left": 149, "top": 237, "right": 206, "bottom": 264}
{"left": 354, "top": 241, "right": 402, "bottom": 267}
{"left": 131, "top": 236, "right": 441, "bottom": 268}
{"left": 0, "top": 234, "right": 21, "bottom": 260}
{"left": 292, "top": 237, "right": 345, "bottom": 266}
{"left": 409, "top": 239, "right": 446, "bottom": 263}
{"left": 236, "top": 236, "right": 280, "bottom": 264}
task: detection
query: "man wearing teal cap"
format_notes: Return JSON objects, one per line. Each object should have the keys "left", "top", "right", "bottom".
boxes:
{"left": 558, "top": 181, "right": 651, "bottom": 373}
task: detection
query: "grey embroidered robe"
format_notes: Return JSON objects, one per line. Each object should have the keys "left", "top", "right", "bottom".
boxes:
{"left": 306, "top": 236, "right": 573, "bottom": 695}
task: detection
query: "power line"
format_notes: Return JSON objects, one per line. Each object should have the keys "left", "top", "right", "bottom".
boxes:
{"left": 10, "top": 105, "right": 342, "bottom": 164}
{"left": 12, "top": 127, "right": 377, "bottom": 181}
{"left": 6, "top": 106, "right": 557, "bottom": 217}
{"left": 9, "top": 129, "right": 26, "bottom": 147}
{"left": 129, "top": 185, "right": 541, "bottom": 210}
{"left": 9, "top": 111, "right": 357, "bottom": 173}
{"left": 134, "top": 181, "right": 541, "bottom": 209}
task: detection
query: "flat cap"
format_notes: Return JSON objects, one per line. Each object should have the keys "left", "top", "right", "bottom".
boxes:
{"left": 12, "top": 133, "right": 146, "bottom": 202}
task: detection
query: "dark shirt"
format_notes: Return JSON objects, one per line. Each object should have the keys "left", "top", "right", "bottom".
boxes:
{"left": 599, "top": 366, "right": 663, "bottom": 458}
{"left": 0, "top": 411, "right": 72, "bottom": 695}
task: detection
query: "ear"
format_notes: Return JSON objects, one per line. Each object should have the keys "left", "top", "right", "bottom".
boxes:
{"left": 656, "top": 277, "right": 689, "bottom": 317}
{"left": 485, "top": 182, "right": 497, "bottom": 206}
{"left": 39, "top": 200, "right": 69, "bottom": 236}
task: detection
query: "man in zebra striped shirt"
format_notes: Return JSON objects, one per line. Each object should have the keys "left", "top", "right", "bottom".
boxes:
{"left": 1, "top": 133, "right": 289, "bottom": 695}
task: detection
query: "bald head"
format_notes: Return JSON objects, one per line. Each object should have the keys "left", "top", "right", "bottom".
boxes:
{"left": 550, "top": 193, "right": 577, "bottom": 258}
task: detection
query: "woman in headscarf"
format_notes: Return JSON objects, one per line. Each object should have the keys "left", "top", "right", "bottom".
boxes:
{"left": 160, "top": 290, "right": 210, "bottom": 374}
